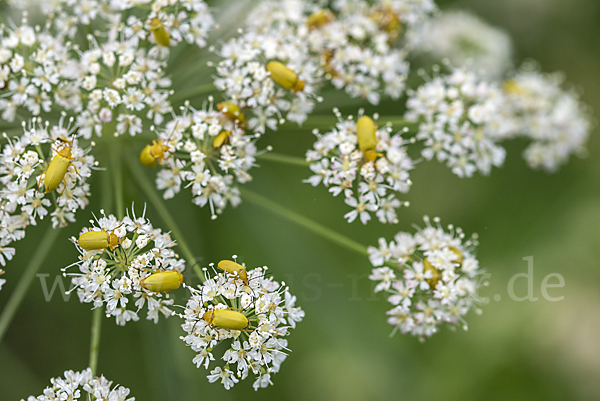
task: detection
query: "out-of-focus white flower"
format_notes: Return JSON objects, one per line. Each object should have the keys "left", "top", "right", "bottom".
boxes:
{"left": 23, "top": 368, "right": 134, "bottom": 401}
{"left": 405, "top": 68, "right": 510, "bottom": 177}
{"left": 501, "top": 63, "right": 591, "bottom": 172}
{"left": 410, "top": 10, "right": 513, "bottom": 80}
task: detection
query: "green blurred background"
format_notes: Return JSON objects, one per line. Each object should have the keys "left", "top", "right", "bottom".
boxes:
{"left": 2, "top": 0, "right": 600, "bottom": 399}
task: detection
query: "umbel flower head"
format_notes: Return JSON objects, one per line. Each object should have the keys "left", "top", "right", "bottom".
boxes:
{"left": 145, "top": 99, "right": 260, "bottom": 219}
{"left": 23, "top": 368, "right": 134, "bottom": 401}
{"left": 64, "top": 206, "right": 184, "bottom": 326}
{"left": 501, "top": 63, "right": 591, "bottom": 172}
{"left": 0, "top": 116, "right": 96, "bottom": 265}
{"left": 305, "top": 110, "right": 413, "bottom": 224}
{"left": 243, "top": 0, "right": 435, "bottom": 105}
{"left": 11, "top": 0, "right": 214, "bottom": 49}
{"left": 405, "top": 67, "right": 510, "bottom": 177}
{"left": 179, "top": 258, "right": 304, "bottom": 391}
{"left": 368, "top": 216, "right": 484, "bottom": 341}
{"left": 410, "top": 9, "right": 513, "bottom": 80}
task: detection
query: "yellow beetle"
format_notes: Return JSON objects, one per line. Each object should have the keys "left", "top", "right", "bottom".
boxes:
{"left": 266, "top": 61, "right": 305, "bottom": 93}
{"left": 213, "top": 131, "right": 232, "bottom": 149}
{"left": 140, "top": 139, "right": 170, "bottom": 168}
{"left": 370, "top": 6, "right": 402, "bottom": 44}
{"left": 203, "top": 308, "right": 249, "bottom": 331}
{"left": 217, "top": 260, "right": 248, "bottom": 284}
{"left": 306, "top": 9, "right": 335, "bottom": 29}
{"left": 150, "top": 18, "right": 170, "bottom": 47}
{"left": 356, "top": 116, "right": 380, "bottom": 162}
{"left": 217, "top": 101, "right": 246, "bottom": 128}
{"left": 78, "top": 229, "right": 121, "bottom": 252}
{"left": 139, "top": 271, "right": 184, "bottom": 293}
{"left": 43, "top": 142, "right": 75, "bottom": 194}
{"left": 423, "top": 258, "right": 441, "bottom": 289}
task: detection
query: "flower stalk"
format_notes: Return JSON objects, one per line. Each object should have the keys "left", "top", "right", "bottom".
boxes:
{"left": 240, "top": 187, "right": 368, "bottom": 256}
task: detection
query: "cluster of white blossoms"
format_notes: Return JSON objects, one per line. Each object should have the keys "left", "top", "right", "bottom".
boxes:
{"left": 23, "top": 368, "right": 134, "bottom": 401}
{"left": 2, "top": 1, "right": 214, "bottom": 135}
{"left": 405, "top": 68, "right": 510, "bottom": 177}
{"left": 214, "top": 27, "right": 320, "bottom": 133}
{"left": 410, "top": 10, "right": 513, "bottom": 80}
{"left": 0, "top": 21, "right": 80, "bottom": 122}
{"left": 501, "top": 65, "right": 590, "bottom": 172}
{"left": 11, "top": 0, "right": 214, "bottom": 49}
{"left": 65, "top": 208, "right": 184, "bottom": 325}
{"left": 368, "top": 216, "right": 483, "bottom": 340}
{"left": 145, "top": 100, "right": 259, "bottom": 218}
{"left": 305, "top": 111, "right": 413, "bottom": 224}
{"left": 0, "top": 118, "right": 96, "bottom": 267}
{"left": 0, "top": 269, "right": 5, "bottom": 291}
{"left": 179, "top": 259, "right": 304, "bottom": 391}
{"left": 75, "top": 32, "right": 174, "bottom": 138}
{"left": 243, "top": 0, "right": 436, "bottom": 106}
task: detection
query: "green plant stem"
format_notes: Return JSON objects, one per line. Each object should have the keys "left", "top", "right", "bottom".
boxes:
{"left": 170, "top": 83, "right": 218, "bottom": 104}
{"left": 240, "top": 188, "right": 369, "bottom": 257}
{"left": 88, "top": 307, "right": 102, "bottom": 374}
{"left": 0, "top": 224, "right": 61, "bottom": 345}
{"left": 110, "top": 145, "right": 125, "bottom": 219}
{"left": 125, "top": 157, "right": 206, "bottom": 282}
{"left": 257, "top": 152, "right": 310, "bottom": 167}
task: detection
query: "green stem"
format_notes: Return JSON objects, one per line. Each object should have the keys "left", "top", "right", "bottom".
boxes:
{"left": 125, "top": 157, "right": 206, "bottom": 282}
{"left": 110, "top": 145, "right": 125, "bottom": 219}
{"left": 88, "top": 307, "right": 102, "bottom": 374}
{"left": 0, "top": 224, "right": 61, "bottom": 344}
{"left": 257, "top": 152, "right": 310, "bottom": 167}
{"left": 240, "top": 188, "right": 369, "bottom": 257}
{"left": 170, "top": 83, "right": 218, "bottom": 104}
{"left": 86, "top": 142, "right": 117, "bottom": 373}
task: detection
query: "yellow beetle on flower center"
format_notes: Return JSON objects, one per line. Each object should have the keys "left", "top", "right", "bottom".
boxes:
{"left": 43, "top": 141, "right": 76, "bottom": 194}
{"left": 139, "top": 271, "right": 184, "bottom": 293}
{"left": 266, "top": 61, "right": 305, "bottom": 93}
{"left": 150, "top": 18, "right": 170, "bottom": 47}
{"left": 203, "top": 308, "right": 249, "bottom": 330}
{"left": 77, "top": 229, "right": 121, "bottom": 252}
{"left": 217, "top": 259, "right": 248, "bottom": 284}
{"left": 356, "top": 116, "right": 381, "bottom": 163}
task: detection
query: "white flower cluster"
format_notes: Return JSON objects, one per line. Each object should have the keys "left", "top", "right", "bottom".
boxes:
{"left": 0, "top": 22, "right": 80, "bottom": 122}
{"left": 2, "top": 1, "right": 214, "bottom": 136}
{"left": 244, "top": 0, "right": 435, "bottom": 105}
{"left": 368, "top": 216, "right": 483, "bottom": 340}
{"left": 24, "top": 368, "right": 134, "bottom": 401}
{"left": 0, "top": 118, "right": 96, "bottom": 265}
{"left": 0, "top": 269, "right": 5, "bottom": 291}
{"left": 502, "top": 65, "right": 590, "bottom": 172}
{"left": 65, "top": 208, "right": 184, "bottom": 325}
{"left": 305, "top": 111, "right": 413, "bottom": 224}
{"left": 13, "top": 0, "right": 214, "bottom": 48}
{"left": 410, "top": 10, "right": 513, "bottom": 79}
{"left": 214, "top": 26, "right": 320, "bottom": 133}
{"left": 179, "top": 260, "right": 304, "bottom": 391}
{"left": 405, "top": 68, "right": 510, "bottom": 177}
{"left": 150, "top": 100, "right": 259, "bottom": 218}
{"left": 75, "top": 32, "right": 173, "bottom": 138}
